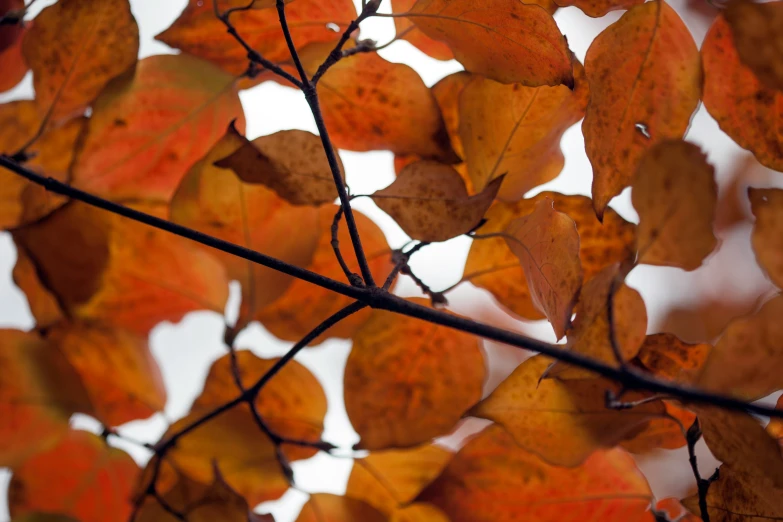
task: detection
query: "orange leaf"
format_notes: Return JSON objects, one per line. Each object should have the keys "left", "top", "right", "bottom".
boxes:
{"left": 503, "top": 198, "right": 582, "bottom": 339}
{"left": 635, "top": 332, "right": 710, "bottom": 384}
{"left": 432, "top": 71, "right": 472, "bottom": 160}
{"left": 256, "top": 205, "right": 392, "bottom": 344}
{"left": 11, "top": 515, "right": 80, "bottom": 522}
{"left": 583, "top": 0, "right": 700, "bottom": 218}
{"left": 214, "top": 125, "right": 343, "bottom": 206}
{"left": 345, "top": 443, "right": 453, "bottom": 515}
{"left": 46, "top": 321, "right": 166, "bottom": 427}
{"left": 0, "top": 330, "right": 90, "bottom": 467}
{"left": 0, "top": 0, "right": 28, "bottom": 93}
{"left": 391, "top": 0, "right": 454, "bottom": 61}
{"left": 418, "top": 425, "right": 653, "bottom": 522}
{"left": 725, "top": 0, "right": 783, "bottom": 92}
{"left": 13, "top": 201, "right": 229, "bottom": 336}
{"left": 371, "top": 160, "right": 502, "bottom": 242}
{"left": 70, "top": 54, "right": 245, "bottom": 202}
{"left": 296, "top": 494, "right": 386, "bottom": 522}
{"left": 170, "top": 127, "right": 320, "bottom": 327}
{"left": 696, "top": 294, "right": 783, "bottom": 399}
{"left": 192, "top": 350, "right": 327, "bottom": 462}
{"left": 766, "top": 395, "right": 783, "bottom": 442}
{"left": 22, "top": 0, "right": 139, "bottom": 122}
{"left": 459, "top": 61, "right": 589, "bottom": 200}
{"left": 464, "top": 192, "right": 635, "bottom": 321}
{"left": 620, "top": 401, "right": 694, "bottom": 453}
{"left": 12, "top": 247, "right": 63, "bottom": 328}
{"left": 9, "top": 430, "right": 139, "bottom": 522}
{"left": 390, "top": 504, "right": 450, "bottom": 522}
{"left": 472, "top": 355, "right": 664, "bottom": 466}
{"left": 749, "top": 188, "right": 783, "bottom": 289}
{"left": 157, "top": 0, "right": 356, "bottom": 75}
{"left": 298, "top": 43, "right": 456, "bottom": 161}
{"left": 345, "top": 299, "right": 485, "bottom": 449}
{"left": 702, "top": 14, "right": 783, "bottom": 172}
{"left": 406, "top": 0, "right": 573, "bottom": 87}
{"left": 631, "top": 140, "right": 718, "bottom": 271}
{"left": 553, "top": 0, "right": 643, "bottom": 17}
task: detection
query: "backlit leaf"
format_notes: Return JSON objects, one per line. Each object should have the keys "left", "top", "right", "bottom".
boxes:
{"left": 296, "top": 494, "right": 386, "bottom": 522}
{"left": 22, "top": 0, "right": 139, "bottom": 122}
{"left": 0, "top": 0, "right": 28, "bottom": 93}
{"left": 620, "top": 402, "right": 694, "bottom": 453}
{"left": 583, "top": 0, "right": 700, "bottom": 218}
{"left": 70, "top": 54, "right": 245, "bottom": 202}
{"left": 725, "top": 0, "right": 783, "bottom": 92}
{"left": 345, "top": 299, "right": 485, "bottom": 449}
{"left": 472, "top": 355, "right": 664, "bottom": 466}
{"left": 432, "top": 71, "right": 472, "bottom": 160}
{"left": 391, "top": 0, "right": 454, "bottom": 61}
{"left": 701, "top": 14, "right": 783, "bottom": 172}
{"left": 503, "top": 198, "right": 582, "bottom": 339}
{"left": 418, "top": 425, "right": 654, "bottom": 522}
{"left": 553, "top": 0, "right": 643, "bottom": 18}
{"left": 749, "top": 188, "right": 783, "bottom": 289}
{"left": 390, "top": 504, "right": 450, "bottom": 522}
{"left": 371, "top": 160, "right": 502, "bottom": 242}
{"left": 406, "top": 0, "right": 574, "bottom": 87}
{"left": 11, "top": 247, "right": 63, "bottom": 328}
{"left": 9, "top": 430, "right": 139, "bottom": 522}
{"left": 459, "top": 60, "right": 589, "bottom": 200}
{"left": 631, "top": 140, "right": 718, "bottom": 271}
{"left": 157, "top": 0, "right": 355, "bottom": 75}
{"left": 635, "top": 333, "right": 710, "bottom": 384}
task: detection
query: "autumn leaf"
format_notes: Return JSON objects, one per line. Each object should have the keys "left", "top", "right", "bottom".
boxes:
{"left": 344, "top": 299, "right": 485, "bottom": 449}
{"left": 256, "top": 205, "right": 392, "bottom": 344}
{"left": 583, "top": 0, "right": 701, "bottom": 218}
{"left": 724, "top": 0, "right": 783, "bottom": 92}
{"left": 459, "top": 60, "right": 589, "bottom": 201}
{"left": 11, "top": 247, "right": 63, "bottom": 329}
{"left": 701, "top": 14, "right": 783, "bottom": 172}
{"left": 70, "top": 54, "right": 245, "bottom": 202}
{"left": 10, "top": 515, "right": 80, "bottom": 522}
{"left": 432, "top": 71, "right": 472, "bottom": 160}
{"left": 405, "top": 0, "right": 573, "bottom": 87}
{"left": 695, "top": 294, "right": 783, "bottom": 399}
{"left": 345, "top": 443, "right": 453, "bottom": 515}
{"left": 296, "top": 494, "right": 386, "bottom": 522}
{"left": 0, "top": 0, "right": 28, "bottom": 93}
{"left": 157, "top": 0, "right": 356, "bottom": 75}
{"left": 214, "top": 124, "right": 343, "bottom": 206}
{"left": 464, "top": 192, "right": 635, "bottom": 321}
{"left": 390, "top": 504, "right": 450, "bottom": 522}
{"left": 553, "top": 0, "right": 643, "bottom": 17}
{"left": 13, "top": 201, "right": 229, "bottom": 336}
{"left": 371, "top": 160, "right": 502, "bottom": 243}
{"left": 9, "top": 430, "right": 139, "bottom": 522}
{"left": 472, "top": 355, "right": 664, "bottom": 466}
{"left": 635, "top": 333, "right": 710, "bottom": 384}
{"left": 749, "top": 188, "right": 783, "bottom": 289}
{"left": 418, "top": 425, "right": 654, "bottom": 522}
{"left": 503, "top": 198, "right": 582, "bottom": 339}
{"left": 391, "top": 0, "right": 454, "bottom": 61}
{"left": 0, "top": 330, "right": 90, "bottom": 467}
{"left": 620, "top": 402, "right": 694, "bottom": 453}
{"left": 170, "top": 127, "right": 320, "bottom": 328}
{"left": 632, "top": 140, "right": 718, "bottom": 271}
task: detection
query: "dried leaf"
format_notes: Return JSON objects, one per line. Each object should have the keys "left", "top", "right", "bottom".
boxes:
{"left": 635, "top": 333, "right": 710, "bottom": 384}
{"left": 391, "top": 0, "right": 454, "bottom": 61}
{"left": 22, "top": 0, "right": 139, "bottom": 122}
{"left": 702, "top": 14, "right": 783, "bottom": 171}
{"left": 71, "top": 54, "right": 245, "bottom": 202}
{"left": 749, "top": 188, "right": 783, "bottom": 289}
{"left": 432, "top": 71, "right": 472, "bottom": 160}
{"left": 296, "top": 494, "right": 386, "bottom": 522}
{"left": 9, "top": 430, "right": 139, "bottom": 522}
{"left": 12, "top": 247, "right": 63, "bottom": 328}
{"left": 345, "top": 299, "right": 485, "bottom": 449}
{"left": 0, "top": 0, "right": 28, "bottom": 93}
{"left": 418, "top": 425, "right": 654, "bottom": 522}
{"left": 632, "top": 140, "right": 718, "bottom": 271}
{"left": 406, "top": 0, "right": 573, "bottom": 87}
{"left": 553, "top": 0, "right": 644, "bottom": 17}
{"left": 725, "top": 0, "right": 783, "bottom": 92}
{"left": 472, "top": 355, "right": 664, "bottom": 466}
{"left": 503, "top": 198, "right": 582, "bottom": 339}
{"left": 459, "top": 60, "right": 589, "bottom": 200}
{"left": 620, "top": 402, "right": 694, "bottom": 453}
{"left": 371, "top": 160, "right": 502, "bottom": 242}
{"left": 583, "top": 0, "right": 701, "bottom": 218}
{"left": 390, "top": 504, "right": 450, "bottom": 522}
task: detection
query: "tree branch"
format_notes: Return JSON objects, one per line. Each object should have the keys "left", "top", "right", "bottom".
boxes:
{"left": 686, "top": 419, "right": 719, "bottom": 522}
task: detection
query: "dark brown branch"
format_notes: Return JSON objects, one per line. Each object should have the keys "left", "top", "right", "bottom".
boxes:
{"left": 686, "top": 419, "right": 719, "bottom": 522}
{"left": 331, "top": 206, "right": 362, "bottom": 286}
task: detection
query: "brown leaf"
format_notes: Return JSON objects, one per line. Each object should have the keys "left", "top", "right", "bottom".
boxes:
{"left": 296, "top": 494, "right": 386, "bottom": 522}
{"left": 750, "top": 188, "right": 783, "bottom": 289}
{"left": 345, "top": 299, "right": 485, "bottom": 449}
{"left": 432, "top": 71, "right": 472, "bottom": 160}
{"left": 22, "top": 0, "right": 139, "bottom": 122}
{"left": 702, "top": 14, "right": 783, "bottom": 172}
{"left": 157, "top": 0, "right": 356, "bottom": 75}
{"left": 696, "top": 294, "right": 783, "bottom": 399}
{"left": 391, "top": 0, "right": 454, "bottom": 61}
{"left": 406, "top": 0, "right": 573, "bottom": 87}
{"left": 472, "top": 355, "right": 664, "bottom": 466}
{"left": 503, "top": 198, "right": 582, "bottom": 339}
{"left": 390, "top": 504, "right": 450, "bottom": 522}
{"left": 11, "top": 247, "right": 63, "bottom": 328}
{"left": 635, "top": 333, "right": 711, "bottom": 384}
{"left": 583, "top": 0, "right": 701, "bottom": 218}
{"left": 371, "top": 160, "right": 502, "bottom": 242}
{"left": 70, "top": 54, "right": 245, "bottom": 202}
{"left": 0, "top": 0, "right": 28, "bottom": 93}
{"left": 620, "top": 401, "right": 694, "bottom": 453}
{"left": 464, "top": 192, "right": 635, "bottom": 321}
{"left": 214, "top": 125, "right": 342, "bottom": 206}
{"left": 418, "top": 425, "right": 654, "bottom": 522}
{"left": 9, "top": 430, "right": 139, "bottom": 522}
{"left": 553, "top": 0, "right": 644, "bottom": 17}
{"left": 725, "top": 0, "right": 783, "bottom": 92}
{"left": 345, "top": 443, "right": 453, "bottom": 515}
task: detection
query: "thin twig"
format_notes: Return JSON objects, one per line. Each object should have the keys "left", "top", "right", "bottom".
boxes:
{"left": 686, "top": 418, "right": 719, "bottom": 522}
{"left": 331, "top": 206, "right": 363, "bottom": 286}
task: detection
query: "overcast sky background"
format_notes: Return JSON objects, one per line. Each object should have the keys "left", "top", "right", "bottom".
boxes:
{"left": 0, "top": 0, "right": 781, "bottom": 520}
